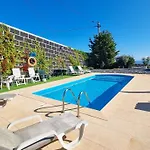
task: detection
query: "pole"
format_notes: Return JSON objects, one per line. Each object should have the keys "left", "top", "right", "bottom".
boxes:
{"left": 97, "top": 22, "right": 101, "bottom": 34}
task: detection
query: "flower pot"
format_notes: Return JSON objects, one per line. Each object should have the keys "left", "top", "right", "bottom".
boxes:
{"left": 42, "top": 78, "right": 46, "bottom": 82}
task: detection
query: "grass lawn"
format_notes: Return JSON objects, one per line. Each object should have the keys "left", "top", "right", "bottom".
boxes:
{"left": 0, "top": 75, "right": 74, "bottom": 93}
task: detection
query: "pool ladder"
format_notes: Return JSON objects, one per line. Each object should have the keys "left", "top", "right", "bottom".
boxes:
{"left": 62, "top": 88, "right": 91, "bottom": 117}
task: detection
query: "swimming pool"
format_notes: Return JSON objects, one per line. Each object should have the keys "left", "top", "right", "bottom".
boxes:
{"left": 33, "top": 74, "right": 133, "bottom": 110}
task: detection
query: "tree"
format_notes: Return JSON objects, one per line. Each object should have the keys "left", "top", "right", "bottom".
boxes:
{"left": 0, "top": 24, "right": 24, "bottom": 77}
{"left": 89, "top": 31, "right": 119, "bottom": 69}
{"left": 54, "top": 56, "right": 66, "bottom": 75}
{"left": 116, "top": 55, "right": 135, "bottom": 68}
{"left": 73, "top": 49, "right": 88, "bottom": 66}
{"left": 30, "top": 42, "right": 53, "bottom": 74}
{"left": 142, "top": 57, "right": 150, "bottom": 68}
{"left": 55, "top": 56, "right": 66, "bottom": 69}
{"left": 68, "top": 55, "right": 76, "bottom": 66}
{"left": 127, "top": 56, "right": 135, "bottom": 68}
{"left": 68, "top": 51, "right": 80, "bottom": 66}
{"left": 74, "top": 51, "right": 80, "bottom": 66}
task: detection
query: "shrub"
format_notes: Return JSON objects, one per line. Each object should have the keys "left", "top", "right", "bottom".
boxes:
{"left": 142, "top": 57, "right": 150, "bottom": 67}
{"left": 116, "top": 55, "right": 135, "bottom": 68}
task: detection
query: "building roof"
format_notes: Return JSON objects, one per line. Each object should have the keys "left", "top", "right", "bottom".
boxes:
{"left": 0, "top": 22, "right": 68, "bottom": 48}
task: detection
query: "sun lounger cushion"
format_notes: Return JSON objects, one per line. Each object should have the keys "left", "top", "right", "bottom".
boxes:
{"left": 0, "top": 146, "right": 10, "bottom": 150}
{"left": 0, "top": 128, "right": 22, "bottom": 150}
{"left": 14, "top": 122, "right": 54, "bottom": 150}
{"left": 14, "top": 113, "right": 82, "bottom": 149}
{"left": 15, "top": 113, "right": 81, "bottom": 139}
{"left": 0, "top": 112, "right": 86, "bottom": 150}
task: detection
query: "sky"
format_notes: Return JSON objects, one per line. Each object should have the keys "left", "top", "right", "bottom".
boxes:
{"left": 0, "top": 0, "right": 150, "bottom": 61}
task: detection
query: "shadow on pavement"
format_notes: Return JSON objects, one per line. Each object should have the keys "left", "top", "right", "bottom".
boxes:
{"left": 135, "top": 102, "right": 150, "bottom": 112}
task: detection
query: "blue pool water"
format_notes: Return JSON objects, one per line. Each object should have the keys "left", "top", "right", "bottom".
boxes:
{"left": 33, "top": 74, "right": 133, "bottom": 110}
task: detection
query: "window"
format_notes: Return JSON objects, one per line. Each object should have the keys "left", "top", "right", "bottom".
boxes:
{"left": 20, "top": 32, "right": 28, "bottom": 37}
{"left": 29, "top": 35, "right": 35, "bottom": 40}
{"left": 40, "top": 43, "right": 45, "bottom": 47}
{"left": 44, "top": 40, "right": 49, "bottom": 44}
{"left": 15, "top": 35, "right": 23, "bottom": 41}
{"left": 50, "top": 42, "right": 53, "bottom": 46}
{"left": 25, "top": 38, "right": 31, "bottom": 43}
{"left": 15, "top": 45, "right": 21, "bottom": 50}
{"left": 54, "top": 43, "right": 57, "bottom": 47}
{"left": 30, "top": 44, "right": 35, "bottom": 48}
{"left": 45, "top": 48, "right": 49, "bottom": 52}
{"left": 46, "top": 45, "right": 51, "bottom": 49}
{"left": 52, "top": 47, "right": 56, "bottom": 50}
{"left": 10, "top": 28, "right": 20, "bottom": 35}
{"left": 31, "top": 40, "right": 36, "bottom": 44}
{"left": 14, "top": 40, "right": 19, "bottom": 45}
{"left": 36, "top": 37, "right": 43, "bottom": 42}
{"left": 20, "top": 41, "right": 24, "bottom": 46}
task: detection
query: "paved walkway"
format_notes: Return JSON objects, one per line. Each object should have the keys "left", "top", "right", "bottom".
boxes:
{"left": 0, "top": 73, "right": 150, "bottom": 150}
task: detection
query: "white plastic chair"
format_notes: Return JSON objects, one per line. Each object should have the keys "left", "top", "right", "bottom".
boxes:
{"left": 12, "top": 68, "right": 26, "bottom": 86}
{"left": 77, "top": 66, "right": 85, "bottom": 74}
{"left": 77, "top": 66, "right": 91, "bottom": 73}
{"left": 68, "top": 66, "right": 78, "bottom": 74}
{"left": 0, "top": 75, "right": 14, "bottom": 90}
{"left": 28, "top": 67, "right": 40, "bottom": 82}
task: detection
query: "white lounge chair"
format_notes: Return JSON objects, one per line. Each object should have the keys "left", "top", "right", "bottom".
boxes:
{"left": 0, "top": 112, "right": 87, "bottom": 150}
{"left": 28, "top": 67, "right": 40, "bottom": 82}
{"left": 0, "top": 93, "right": 16, "bottom": 100}
{"left": 68, "top": 66, "right": 78, "bottom": 75}
{"left": 77, "top": 66, "right": 91, "bottom": 73}
{"left": 0, "top": 75, "right": 14, "bottom": 90}
{"left": 0, "top": 94, "right": 16, "bottom": 108}
{"left": 12, "top": 68, "right": 26, "bottom": 86}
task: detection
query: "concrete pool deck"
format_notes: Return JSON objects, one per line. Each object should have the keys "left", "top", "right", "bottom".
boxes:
{"left": 0, "top": 73, "right": 150, "bottom": 150}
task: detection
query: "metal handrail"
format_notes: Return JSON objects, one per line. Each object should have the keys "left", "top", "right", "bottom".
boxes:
{"left": 62, "top": 88, "right": 77, "bottom": 113}
{"left": 62, "top": 88, "right": 90, "bottom": 118}
{"left": 77, "top": 91, "right": 91, "bottom": 117}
